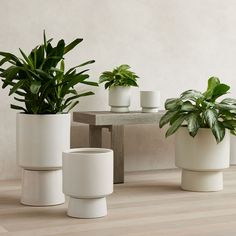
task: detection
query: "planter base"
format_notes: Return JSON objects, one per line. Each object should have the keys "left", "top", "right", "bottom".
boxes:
{"left": 142, "top": 108, "right": 159, "bottom": 113}
{"left": 21, "top": 169, "right": 65, "bottom": 206}
{"left": 110, "top": 106, "right": 129, "bottom": 113}
{"left": 67, "top": 197, "right": 107, "bottom": 218}
{"left": 181, "top": 169, "right": 223, "bottom": 192}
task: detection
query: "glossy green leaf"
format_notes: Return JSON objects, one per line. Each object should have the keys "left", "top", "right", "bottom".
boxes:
{"left": 187, "top": 113, "right": 200, "bottom": 137}
{"left": 181, "top": 101, "right": 195, "bottom": 111}
{"left": 212, "top": 122, "right": 225, "bottom": 143}
{"left": 64, "top": 38, "right": 83, "bottom": 54}
{"left": 204, "top": 76, "right": 220, "bottom": 99}
{"left": 159, "top": 110, "right": 178, "bottom": 128}
{"left": 166, "top": 115, "right": 187, "bottom": 137}
{"left": 165, "top": 98, "right": 182, "bottom": 111}
{"left": 203, "top": 109, "right": 217, "bottom": 128}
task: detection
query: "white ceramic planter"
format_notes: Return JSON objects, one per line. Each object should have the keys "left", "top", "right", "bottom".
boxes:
{"left": 230, "top": 135, "right": 236, "bottom": 165}
{"left": 175, "top": 127, "right": 230, "bottom": 192}
{"left": 63, "top": 148, "right": 113, "bottom": 218}
{"left": 140, "top": 90, "right": 160, "bottom": 113}
{"left": 17, "top": 113, "right": 71, "bottom": 206}
{"left": 109, "top": 86, "right": 131, "bottom": 112}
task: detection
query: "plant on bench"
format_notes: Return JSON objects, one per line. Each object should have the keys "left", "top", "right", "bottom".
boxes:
{"left": 99, "top": 64, "right": 139, "bottom": 113}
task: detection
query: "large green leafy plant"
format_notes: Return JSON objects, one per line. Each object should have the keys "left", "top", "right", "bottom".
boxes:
{"left": 99, "top": 64, "right": 139, "bottom": 89}
{"left": 0, "top": 32, "right": 98, "bottom": 114}
{"left": 159, "top": 77, "right": 236, "bottom": 143}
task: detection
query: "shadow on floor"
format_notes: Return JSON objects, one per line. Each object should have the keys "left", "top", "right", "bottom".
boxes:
{"left": 115, "top": 181, "right": 182, "bottom": 194}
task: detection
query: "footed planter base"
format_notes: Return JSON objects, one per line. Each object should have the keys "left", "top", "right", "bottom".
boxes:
{"left": 110, "top": 106, "right": 129, "bottom": 113}
{"left": 142, "top": 108, "right": 159, "bottom": 113}
{"left": 181, "top": 169, "right": 223, "bottom": 192}
{"left": 68, "top": 197, "right": 107, "bottom": 218}
{"left": 21, "top": 169, "right": 65, "bottom": 206}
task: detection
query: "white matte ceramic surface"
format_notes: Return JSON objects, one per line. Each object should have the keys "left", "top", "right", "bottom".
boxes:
{"left": 17, "top": 113, "right": 71, "bottom": 169}
{"left": 17, "top": 113, "right": 70, "bottom": 206}
{"left": 21, "top": 169, "right": 65, "bottom": 206}
{"left": 67, "top": 197, "right": 107, "bottom": 218}
{"left": 175, "top": 127, "right": 230, "bottom": 192}
{"left": 230, "top": 135, "right": 236, "bottom": 165}
{"left": 109, "top": 86, "right": 131, "bottom": 113}
{"left": 63, "top": 148, "right": 113, "bottom": 218}
{"left": 140, "top": 90, "right": 160, "bottom": 113}
{"left": 181, "top": 170, "right": 223, "bottom": 191}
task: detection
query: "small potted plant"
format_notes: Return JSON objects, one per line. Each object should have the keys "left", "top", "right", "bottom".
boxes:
{"left": 159, "top": 77, "right": 236, "bottom": 191}
{"left": 99, "top": 64, "right": 139, "bottom": 112}
{"left": 0, "top": 31, "right": 98, "bottom": 206}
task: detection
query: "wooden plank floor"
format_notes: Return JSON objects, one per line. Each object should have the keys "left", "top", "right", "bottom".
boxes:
{"left": 0, "top": 167, "right": 236, "bottom": 236}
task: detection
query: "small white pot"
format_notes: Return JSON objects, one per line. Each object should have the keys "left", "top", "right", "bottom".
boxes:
{"left": 63, "top": 148, "right": 113, "bottom": 218}
{"left": 230, "top": 135, "right": 236, "bottom": 165}
{"left": 109, "top": 86, "right": 131, "bottom": 112}
{"left": 140, "top": 90, "right": 160, "bottom": 113}
{"left": 175, "top": 127, "right": 230, "bottom": 192}
{"left": 17, "top": 113, "right": 71, "bottom": 206}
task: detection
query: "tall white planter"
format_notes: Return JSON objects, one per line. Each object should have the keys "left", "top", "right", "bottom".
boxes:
{"left": 140, "top": 90, "right": 160, "bottom": 113}
{"left": 175, "top": 127, "right": 230, "bottom": 192}
{"left": 109, "top": 86, "right": 131, "bottom": 112}
{"left": 17, "top": 113, "right": 71, "bottom": 206}
{"left": 63, "top": 148, "right": 113, "bottom": 218}
{"left": 230, "top": 135, "right": 236, "bottom": 165}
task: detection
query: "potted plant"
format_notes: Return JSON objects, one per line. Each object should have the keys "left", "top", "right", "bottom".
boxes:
{"left": 159, "top": 77, "right": 236, "bottom": 191}
{"left": 99, "top": 64, "right": 139, "bottom": 112}
{"left": 0, "top": 31, "right": 98, "bottom": 206}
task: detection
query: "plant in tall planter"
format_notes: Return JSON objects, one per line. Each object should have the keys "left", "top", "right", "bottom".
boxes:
{"left": 99, "top": 64, "right": 139, "bottom": 112}
{"left": 159, "top": 77, "right": 236, "bottom": 191}
{"left": 0, "top": 31, "right": 98, "bottom": 206}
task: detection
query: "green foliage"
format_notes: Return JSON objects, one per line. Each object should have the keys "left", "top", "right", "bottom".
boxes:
{"left": 159, "top": 77, "right": 236, "bottom": 143}
{"left": 99, "top": 64, "right": 139, "bottom": 89}
{"left": 0, "top": 31, "right": 98, "bottom": 114}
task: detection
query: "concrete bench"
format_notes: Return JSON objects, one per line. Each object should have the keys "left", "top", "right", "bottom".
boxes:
{"left": 73, "top": 111, "right": 165, "bottom": 184}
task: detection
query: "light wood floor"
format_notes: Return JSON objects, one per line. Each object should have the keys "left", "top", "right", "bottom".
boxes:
{"left": 1, "top": 167, "right": 236, "bottom": 236}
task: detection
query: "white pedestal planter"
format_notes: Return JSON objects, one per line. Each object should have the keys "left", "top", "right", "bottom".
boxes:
{"left": 17, "top": 113, "right": 70, "bottom": 206}
{"left": 63, "top": 148, "right": 113, "bottom": 218}
{"left": 175, "top": 127, "right": 230, "bottom": 192}
{"left": 230, "top": 135, "right": 236, "bottom": 165}
{"left": 140, "top": 90, "right": 160, "bottom": 113}
{"left": 109, "top": 86, "right": 131, "bottom": 112}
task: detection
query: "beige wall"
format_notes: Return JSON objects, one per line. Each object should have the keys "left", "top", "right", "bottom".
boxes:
{"left": 1, "top": 0, "right": 236, "bottom": 179}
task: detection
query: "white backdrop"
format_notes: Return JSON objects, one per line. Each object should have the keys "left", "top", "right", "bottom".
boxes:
{"left": 1, "top": 0, "right": 236, "bottom": 179}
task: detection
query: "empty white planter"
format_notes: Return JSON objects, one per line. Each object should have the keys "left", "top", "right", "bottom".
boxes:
{"left": 63, "top": 148, "right": 113, "bottom": 218}
{"left": 140, "top": 90, "right": 160, "bottom": 113}
{"left": 230, "top": 135, "right": 236, "bottom": 165}
{"left": 175, "top": 127, "right": 230, "bottom": 192}
{"left": 17, "top": 113, "right": 70, "bottom": 206}
{"left": 109, "top": 86, "right": 131, "bottom": 112}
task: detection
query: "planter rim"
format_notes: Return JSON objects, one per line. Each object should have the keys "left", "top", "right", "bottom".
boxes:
{"left": 63, "top": 148, "right": 113, "bottom": 156}
{"left": 109, "top": 85, "right": 131, "bottom": 90}
{"left": 140, "top": 90, "right": 160, "bottom": 92}
{"left": 17, "top": 113, "right": 70, "bottom": 117}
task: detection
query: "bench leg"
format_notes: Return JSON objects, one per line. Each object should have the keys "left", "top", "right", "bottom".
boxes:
{"left": 89, "top": 125, "right": 102, "bottom": 148}
{"left": 111, "top": 125, "right": 124, "bottom": 184}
